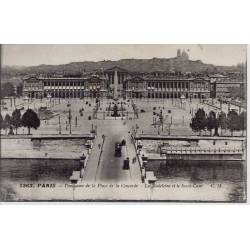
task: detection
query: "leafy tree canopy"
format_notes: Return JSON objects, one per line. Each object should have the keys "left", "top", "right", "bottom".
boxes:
{"left": 206, "top": 111, "right": 217, "bottom": 133}
{"left": 239, "top": 111, "right": 246, "bottom": 130}
{"left": 21, "top": 109, "right": 40, "bottom": 134}
{"left": 190, "top": 108, "right": 207, "bottom": 134}
{"left": 227, "top": 110, "right": 240, "bottom": 133}
{"left": 11, "top": 109, "right": 22, "bottom": 134}
{"left": 1, "top": 82, "right": 15, "bottom": 97}
{"left": 218, "top": 111, "right": 227, "bottom": 130}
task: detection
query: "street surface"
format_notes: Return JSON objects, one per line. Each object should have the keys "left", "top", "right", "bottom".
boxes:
{"left": 82, "top": 118, "right": 141, "bottom": 184}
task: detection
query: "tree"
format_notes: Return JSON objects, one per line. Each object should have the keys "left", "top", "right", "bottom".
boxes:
{"left": 1, "top": 82, "right": 15, "bottom": 97}
{"left": 16, "top": 84, "right": 23, "bottom": 97}
{"left": 227, "top": 110, "right": 240, "bottom": 136}
{"left": 3, "top": 114, "right": 11, "bottom": 135}
{"left": 11, "top": 109, "right": 22, "bottom": 135}
{"left": 239, "top": 111, "right": 246, "bottom": 135}
{"left": 206, "top": 111, "right": 217, "bottom": 136}
{"left": 190, "top": 108, "right": 206, "bottom": 135}
{"left": 218, "top": 111, "right": 227, "bottom": 136}
{"left": 227, "top": 87, "right": 245, "bottom": 100}
{"left": 21, "top": 109, "right": 40, "bottom": 135}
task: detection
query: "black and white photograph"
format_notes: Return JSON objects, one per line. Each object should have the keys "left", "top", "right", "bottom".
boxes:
{"left": 1, "top": 1, "right": 250, "bottom": 250}
{"left": 0, "top": 44, "right": 247, "bottom": 202}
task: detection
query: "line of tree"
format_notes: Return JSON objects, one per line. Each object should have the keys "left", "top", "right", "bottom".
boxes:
{"left": 190, "top": 108, "right": 246, "bottom": 136}
{"left": 1, "top": 82, "right": 23, "bottom": 98}
{"left": 0, "top": 108, "right": 40, "bottom": 135}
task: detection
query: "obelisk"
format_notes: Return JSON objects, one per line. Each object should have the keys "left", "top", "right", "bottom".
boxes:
{"left": 113, "top": 69, "right": 118, "bottom": 99}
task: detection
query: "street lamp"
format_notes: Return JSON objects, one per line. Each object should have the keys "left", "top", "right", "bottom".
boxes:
{"left": 58, "top": 115, "right": 61, "bottom": 135}
{"left": 80, "top": 153, "right": 86, "bottom": 179}
{"left": 68, "top": 109, "right": 72, "bottom": 134}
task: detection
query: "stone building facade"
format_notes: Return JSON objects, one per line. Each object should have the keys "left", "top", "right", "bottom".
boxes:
{"left": 124, "top": 76, "right": 210, "bottom": 99}
{"left": 23, "top": 74, "right": 108, "bottom": 98}
{"left": 23, "top": 66, "right": 243, "bottom": 100}
{"left": 210, "top": 79, "right": 243, "bottom": 99}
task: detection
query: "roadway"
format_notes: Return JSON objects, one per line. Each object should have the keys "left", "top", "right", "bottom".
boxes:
{"left": 98, "top": 126, "right": 130, "bottom": 183}
{"left": 82, "top": 118, "right": 141, "bottom": 183}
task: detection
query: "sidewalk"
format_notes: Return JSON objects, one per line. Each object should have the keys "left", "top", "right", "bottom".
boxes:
{"left": 81, "top": 134, "right": 102, "bottom": 182}
{"left": 125, "top": 133, "right": 142, "bottom": 183}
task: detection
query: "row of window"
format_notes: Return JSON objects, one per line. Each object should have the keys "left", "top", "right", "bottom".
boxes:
{"left": 24, "top": 84, "right": 43, "bottom": 88}
{"left": 43, "top": 82, "right": 106, "bottom": 87}
{"left": 128, "top": 83, "right": 208, "bottom": 89}
{"left": 147, "top": 82, "right": 190, "bottom": 89}
{"left": 43, "top": 82, "right": 84, "bottom": 86}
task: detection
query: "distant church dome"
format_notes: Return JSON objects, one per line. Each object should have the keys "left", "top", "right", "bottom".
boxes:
{"left": 181, "top": 50, "right": 189, "bottom": 60}
{"left": 176, "top": 49, "right": 189, "bottom": 60}
{"left": 177, "top": 49, "right": 181, "bottom": 57}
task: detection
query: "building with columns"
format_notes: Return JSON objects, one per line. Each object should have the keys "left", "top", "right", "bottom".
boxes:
{"left": 23, "top": 74, "right": 108, "bottom": 99}
{"left": 22, "top": 76, "right": 44, "bottom": 99}
{"left": 24, "top": 66, "right": 236, "bottom": 100}
{"left": 124, "top": 75, "right": 211, "bottom": 99}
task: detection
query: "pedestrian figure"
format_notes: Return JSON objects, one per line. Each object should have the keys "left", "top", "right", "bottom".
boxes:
{"left": 133, "top": 157, "right": 136, "bottom": 163}
{"left": 98, "top": 143, "right": 101, "bottom": 149}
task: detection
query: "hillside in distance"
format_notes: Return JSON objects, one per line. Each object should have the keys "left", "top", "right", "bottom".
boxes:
{"left": 1, "top": 57, "right": 244, "bottom": 78}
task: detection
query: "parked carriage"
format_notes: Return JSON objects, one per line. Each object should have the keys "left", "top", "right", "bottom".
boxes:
{"left": 115, "top": 142, "right": 122, "bottom": 157}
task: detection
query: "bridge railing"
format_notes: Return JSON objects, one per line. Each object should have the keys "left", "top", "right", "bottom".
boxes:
{"left": 160, "top": 146, "right": 243, "bottom": 155}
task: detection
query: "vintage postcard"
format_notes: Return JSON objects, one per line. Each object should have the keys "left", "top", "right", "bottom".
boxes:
{"left": 0, "top": 44, "right": 247, "bottom": 202}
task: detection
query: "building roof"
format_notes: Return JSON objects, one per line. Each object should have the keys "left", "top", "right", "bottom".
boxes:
{"left": 104, "top": 66, "right": 128, "bottom": 72}
{"left": 209, "top": 73, "right": 227, "bottom": 78}
{"left": 216, "top": 79, "right": 244, "bottom": 84}
{"left": 125, "top": 76, "right": 146, "bottom": 82}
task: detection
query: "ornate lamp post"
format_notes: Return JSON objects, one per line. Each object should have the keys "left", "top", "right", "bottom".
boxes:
{"left": 58, "top": 115, "right": 61, "bottom": 135}
{"left": 80, "top": 153, "right": 87, "bottom": 178}
{"left": 68, "top": 109, "right": 72, "bottom": 134}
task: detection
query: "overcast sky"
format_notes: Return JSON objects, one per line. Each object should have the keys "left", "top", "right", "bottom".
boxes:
{"left": 1, "top": 44, "right": 247, "bottom": 67}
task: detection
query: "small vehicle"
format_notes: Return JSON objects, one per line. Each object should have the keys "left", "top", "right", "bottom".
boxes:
{"left": 123, "top": 157, "right": 130, "bottom": 170}
{"left": 121, "top": 139, "right": 126, "bottom": 146}
{"left": 85, "top": 140, "right": 92, "bottom": 149}
{"left": 115, "top": 143, "right": 122, "bottom": 157}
